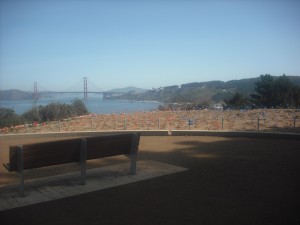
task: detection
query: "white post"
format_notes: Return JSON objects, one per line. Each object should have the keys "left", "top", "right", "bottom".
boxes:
{"left": 222, "top": 116, "right": 224, "bottom": 131}
{"left": 158, "top": 118, "right": 160, "bottom": 130}
{"left": 294, "top": 117, "right": 296, "bottom": 128}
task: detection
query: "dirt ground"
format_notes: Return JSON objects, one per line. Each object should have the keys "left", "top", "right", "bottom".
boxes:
{"left": 0, "top": 134, "right": 300, "bottom": 225}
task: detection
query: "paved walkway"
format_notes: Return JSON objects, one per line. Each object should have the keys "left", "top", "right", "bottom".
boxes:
{"left": 0, "top": 160, "right": 187, "bottom": 211}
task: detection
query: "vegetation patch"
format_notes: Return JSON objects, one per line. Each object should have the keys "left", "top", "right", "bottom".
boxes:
{"left": 0, "top": 99, "right": 88, "bottom": 129}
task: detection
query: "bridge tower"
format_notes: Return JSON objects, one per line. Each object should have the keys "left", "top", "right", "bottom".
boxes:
{"left": 33, "top": 82, "right": 38, "bottom": 103}
{"left": 83, "top": 77, "right": 88, "bottom": 99}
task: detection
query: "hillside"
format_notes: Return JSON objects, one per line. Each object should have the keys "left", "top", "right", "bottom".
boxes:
{"left": 115, "top": 76, "right": 300, "bottom": 103}
{"left": 0, "top": 89, "right": 33, "bottom": 100}
{"left": 108, "top": 86, "right": 148, "bottom": 93}
{"left": 1, "top": 76, "right": 299, "bottom": 103}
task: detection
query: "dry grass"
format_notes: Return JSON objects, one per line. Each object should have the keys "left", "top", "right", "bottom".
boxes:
{"left": 1, "top": 109, "right": 300, "bottom": 134}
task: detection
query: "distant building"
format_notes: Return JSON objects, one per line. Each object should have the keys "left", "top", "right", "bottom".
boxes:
{"left": 212, "top": 103, "right": 223, "bottom": 110}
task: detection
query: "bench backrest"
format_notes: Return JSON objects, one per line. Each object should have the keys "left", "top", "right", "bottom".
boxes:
{"left": 7, "top": 133, "right": 140, "bottom": 172}
{"left": 86, "top": 133, "right": 139, "bottom": 160}
{"left": 8, "top": 138, "right": 82, "bottom": 171}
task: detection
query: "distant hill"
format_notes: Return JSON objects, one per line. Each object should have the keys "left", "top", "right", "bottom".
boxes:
{"left": 114, "top": 75, "right": 300, "bottom": 103}
{"left": 108, "top": 86, "right": 148, "bottom": 93}
{"left": 2, "top": 76, "right": 299, "bottom": 103}
{"left": 0, "top": 89, "right": 33, "bottom": 101}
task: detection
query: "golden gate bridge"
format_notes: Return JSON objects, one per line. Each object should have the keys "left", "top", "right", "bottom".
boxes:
{"left": 33, "top": 77, "right": 124, "bottom": 102}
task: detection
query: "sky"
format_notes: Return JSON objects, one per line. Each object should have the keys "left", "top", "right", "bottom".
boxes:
{"left": 0, "top": 0, "right": 300, "bottom": 92}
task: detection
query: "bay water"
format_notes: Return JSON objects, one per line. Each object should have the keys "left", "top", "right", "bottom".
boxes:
{"left": 0, "top": 93, "right": 162, "bottom": 115}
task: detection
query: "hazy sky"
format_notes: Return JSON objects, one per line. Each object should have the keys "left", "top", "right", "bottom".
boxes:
{"left": 1, "top": 0, "right": 299, "bottom": 91}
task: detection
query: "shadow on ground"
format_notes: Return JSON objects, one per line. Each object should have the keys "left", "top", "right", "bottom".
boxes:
{"left": 1, "top": 136, "right": 300, "bottom": 225}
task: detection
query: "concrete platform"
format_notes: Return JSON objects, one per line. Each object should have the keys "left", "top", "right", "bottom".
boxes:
{"left": 0, "top": 160, "right": 188, "bottom": 211}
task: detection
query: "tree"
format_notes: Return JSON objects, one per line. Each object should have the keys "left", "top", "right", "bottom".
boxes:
{"left": 251, "top": 74, "right": 300, "bottom": 108}
{"left": 274, "top": 75, "right": 294, "bottom": 107}
{"left": 225, "top": 92, "right": 250, "bottom": 108}
{"left": 22, "top": 99, "right": 89, "bottom": 123}
{"left": 40, "top": 103, "right": 62, "bottom": 121}
{"left": 251, "top": 74, "right": 276, "bottom": 107}
{"left": 71, "top": 98, "right": 88, "bottom": 116}
{"left": 23, "top": 106, "right": 40, "bottom": 122}
{"left": 0, "top": 108, "right": 25, "bottom": 128}
{"left": 1, "top": 99, "right": 89, "bottom": 128}
{"left": 292, "top": 86, "right": 300, "bottom": 107}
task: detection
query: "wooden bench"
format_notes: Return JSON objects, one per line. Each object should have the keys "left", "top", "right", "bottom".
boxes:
{"left": 3, "top": 133, "right": 140, "bottom": 196}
